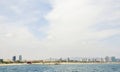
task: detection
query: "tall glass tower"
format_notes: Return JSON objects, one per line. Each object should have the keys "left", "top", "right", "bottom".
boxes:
{"left": 19, "top": 55, "right": 22, "bottom": 61}
{"left": 12, "top": 56, "right": 16, "bottom": 62}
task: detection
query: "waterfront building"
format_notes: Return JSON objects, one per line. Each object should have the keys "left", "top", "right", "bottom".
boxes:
{"left": 88, "top": 58, "right": 91, "bottom": 62}
{"left": 3, "top": 59, "right": 11, "bottom": 63}
{"left": 111, "top": 56, "right": 116, "bottom": 62}
{"left": 67, "top": 57, "right": 70, "bottom": 62}
{"left": 0, "top": 59, "right": 3, "bottom": 63}
{"left": 82, "top": 58, "right": 87, "bottom": 62}
{"left": 105, "top": 56, "right": 109, "bottom": 62}
{"left": 105, "top": 56, "right": 111, "bottom": 62}
{"left": 91, "top": 58, "right": 96, "bottom": 62}
{"left": 19, "top": 55, "right": 22, "bottom": 61}
{"left": 89, "top": 58, "right": 93, "bottom": 62}
{"left": 101, "top": 58, "right": 105, "bottom": 62}
{"left": 116, "top": 58, "right": 120, "bottom": 62}
{"left": 95, "top": 58, "right": 101, "bottom": 62}
{"left": 12, "top": 56, "right": 16, "bottom": 62}
{"left": 79, "top": 58, "right": 82, "bottom": 61}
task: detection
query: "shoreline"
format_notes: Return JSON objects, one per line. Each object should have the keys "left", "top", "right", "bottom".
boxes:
{"left": 0, "top": 62, "right": 120, "bottom": 66}
{"left": 33, "top": 62, "right": 120, "bottom": 65}
{"left": 0, "top": 63, "right": 27, "bottom": 66}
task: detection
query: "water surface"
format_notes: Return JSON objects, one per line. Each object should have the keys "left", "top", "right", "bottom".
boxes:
{"left": 0, "top": 64, "right": 120, "bottom": 72}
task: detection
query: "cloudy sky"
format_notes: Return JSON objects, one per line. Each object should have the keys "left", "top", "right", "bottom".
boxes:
{"left": 0, "top": 0, "right": 120, "bottom": 60}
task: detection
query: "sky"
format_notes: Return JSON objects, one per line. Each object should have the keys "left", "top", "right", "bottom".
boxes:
{"left": 0, "top": 0, "right": 120, "bottom": 60}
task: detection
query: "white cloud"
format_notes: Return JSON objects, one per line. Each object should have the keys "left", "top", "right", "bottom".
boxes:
{"left": 0, "top": 16, "right": 8, "bottom": 23}
{"left": 43, "top": 0, "right": 120, "bottom": 57}
{"left": 10, "top": 5, "right": 22, "bottom": 15}
{"left": 46, "top": 0, "right": 120, "bottom": 40}
{"left": 0, "top": 21, "right": 40, "bottom": 59}
{"left": 0, "top": 0, "right": 120, "bottom": 59}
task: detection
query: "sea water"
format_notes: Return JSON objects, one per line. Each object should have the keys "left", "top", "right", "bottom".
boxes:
{"left": 0, "top": 64, "right": 120, "bottom": 72}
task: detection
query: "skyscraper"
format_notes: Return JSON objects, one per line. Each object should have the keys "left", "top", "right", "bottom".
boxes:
{"left": 111, "top": 56, "right": 116, "bottom": 62}
{"left": 12, "top": 56, "right": 16, "bottom": 62}
{"left": 0, "top": 59, "right": 3, "bottom": 63}
{"left": 105, "top": 56, "right": 112, "bottom": 62}
{"left": 19, "top": 55, "right": 22, "bottom": 61}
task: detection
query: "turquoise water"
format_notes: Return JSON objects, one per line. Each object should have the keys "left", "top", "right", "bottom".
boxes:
{"left": 0, "top": 64, "right": 120, "bottom": 72}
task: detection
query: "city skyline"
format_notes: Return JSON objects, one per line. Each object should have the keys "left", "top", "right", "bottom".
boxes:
{"left": 0, "top": 0, "right": 120, "bottom": 60}
{"left": 1, "top": 55, "right": 120, "bottom": 61}
{"left": 0, "top": 55, "right": 120, "bottom": 65}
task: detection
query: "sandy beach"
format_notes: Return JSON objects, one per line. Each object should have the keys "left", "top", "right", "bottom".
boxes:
{"left": 0, "top": 62, "right": 120, "bottom": 66}
{"left": 0, "top": 63, "right": 27, "bottom": 66}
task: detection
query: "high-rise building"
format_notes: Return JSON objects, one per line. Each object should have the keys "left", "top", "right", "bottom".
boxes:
{"left": 12, "top": 56, "right": 16, "bottom": 62}
{"left": 111, "top": 56, "right": 116, "bottom": 62}
{"left": 105, "top": 56, "right": 112, "bottom": 62}
{"left": 101, "top": 58, "right": 105, "bottom": 62}
{"left": 105, "top": 56, "right": 109, "bottom": 62}
{"left": 0, "top": 59, "right": 3, "bottom": 63}
{"left": 19, "top": 55, "right": 22, "bottom": 61}
{"left": 67, "top": 57, "right": 70, "bottom": 62}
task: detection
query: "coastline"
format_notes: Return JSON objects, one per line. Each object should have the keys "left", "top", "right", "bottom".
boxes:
{"left": 33, "top": 62, "right": 120, "bottom": 65}
{"left": 0, "top": 63, "right": 27, "bottom": 66}
{"left": 0, "top": 62, "right": 120, "bottom": 66}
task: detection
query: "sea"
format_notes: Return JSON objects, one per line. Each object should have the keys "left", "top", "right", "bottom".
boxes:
{"left": 0, "top": 64, "right": 120, "bottom": 72}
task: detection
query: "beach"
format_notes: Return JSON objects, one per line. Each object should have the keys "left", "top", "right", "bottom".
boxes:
{"left": 0, "top": 62, "right": 120, "bottom": 67}
{"left": 0, "top": 63, "right": 27, "bottom": 66}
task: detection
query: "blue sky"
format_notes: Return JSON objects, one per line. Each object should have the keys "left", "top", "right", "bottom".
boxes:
{"left": 0, "top": 0, "right": 52, "bottom": 39}
{"left": 0, "top": 0, "right": 120, "bottom": 60}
